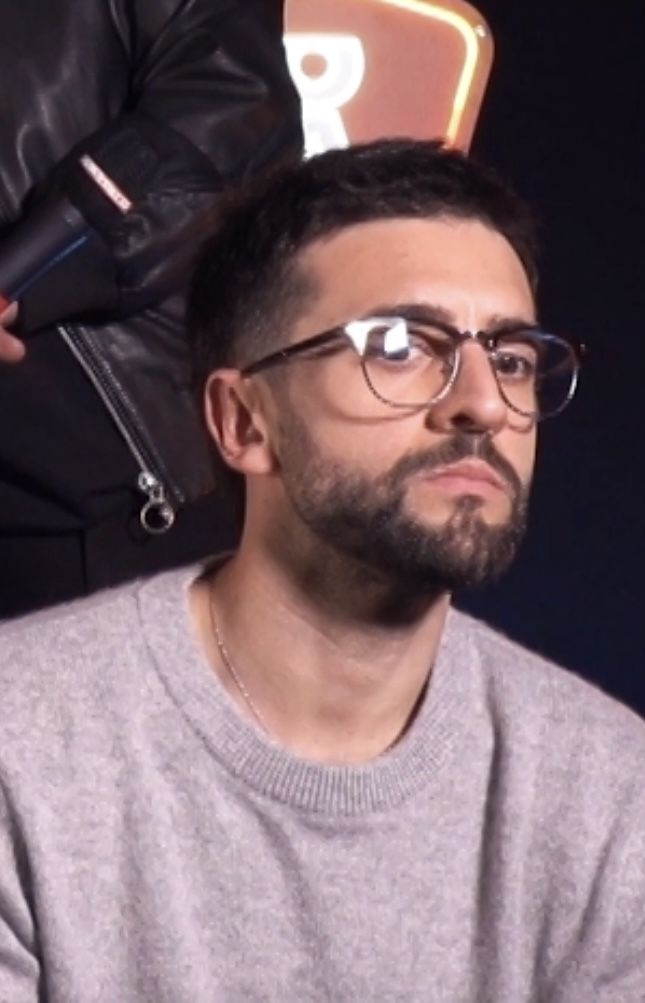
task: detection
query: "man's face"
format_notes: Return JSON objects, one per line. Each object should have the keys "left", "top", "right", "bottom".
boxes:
{"left": 260, "top": 215, "right": 537, "bottom": 592}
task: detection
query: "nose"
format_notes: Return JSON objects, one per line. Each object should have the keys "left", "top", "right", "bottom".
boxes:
{"left": 428, "top": 341, "right": 508, "bottom": 435}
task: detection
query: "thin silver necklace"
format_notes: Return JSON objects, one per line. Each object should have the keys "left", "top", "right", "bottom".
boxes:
{"left": 209, "top": 593, "right": 271, "bottom": 736}
{"left": 208, "top": 589, "right": 401, "bottom": 756}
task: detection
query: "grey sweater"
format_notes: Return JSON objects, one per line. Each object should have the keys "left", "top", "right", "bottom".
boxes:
{"left": 0, "top": 567, "right": 644, "bottom": 1003}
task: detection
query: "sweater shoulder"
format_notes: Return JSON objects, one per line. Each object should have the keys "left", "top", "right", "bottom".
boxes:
{"left": 451, "top": 608, "right": 645, "bottom": 770}
{"left": 0, "top": 583, "right": 147, "bottom": 732}
{"left": 0, "top": 580, "right": 143, "bottom": 675}
{"left": 0, "top": 567, "right": 200, "bottom": 803}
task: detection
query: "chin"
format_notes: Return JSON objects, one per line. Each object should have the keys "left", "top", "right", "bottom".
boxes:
{"left": 413, "top": 496, "right": 511, "bottom": 530}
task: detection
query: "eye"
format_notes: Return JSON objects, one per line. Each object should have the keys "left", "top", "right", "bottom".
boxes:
{"left": 363, "top": 322, "right": 453, "bottom": 366}
{"left": 491, "top": 337, "right": 540, "bottom": 381}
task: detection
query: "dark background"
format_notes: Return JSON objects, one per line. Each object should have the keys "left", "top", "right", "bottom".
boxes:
{"left": 457, "top": 1, "right": 645, "bottom": 713}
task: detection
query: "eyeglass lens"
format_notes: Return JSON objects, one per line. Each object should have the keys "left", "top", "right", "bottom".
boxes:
{"left": 351, "top": 319, "right": 578, "bottom": 419}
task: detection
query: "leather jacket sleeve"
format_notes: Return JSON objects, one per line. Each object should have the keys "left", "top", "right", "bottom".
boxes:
{"left": 14, "top": 0, "right": 302, "bottom": 334}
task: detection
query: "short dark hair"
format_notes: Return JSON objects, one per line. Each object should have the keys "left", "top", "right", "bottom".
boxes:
{"left": 188, "top": 138, "right": 539, "bottom": 394}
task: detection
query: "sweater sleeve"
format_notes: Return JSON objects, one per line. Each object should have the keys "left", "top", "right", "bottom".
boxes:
{"left": 15, "top": 0, "right": 302, "bottom": 334}
{"left": 591, "top": 820, "right": 645, "bottom": 1002}
{"left": 0, "top": 782, "right": 40, "bottom": 1001}
{"left": 550, "top": 791, "right": 645, "bottom": 1003}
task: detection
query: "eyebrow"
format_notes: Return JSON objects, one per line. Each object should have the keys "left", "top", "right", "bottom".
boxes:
{"left": 360, "top": 302, "right": 538, "bottom": 333}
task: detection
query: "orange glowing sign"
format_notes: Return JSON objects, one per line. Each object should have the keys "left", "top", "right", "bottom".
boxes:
{"left": 285, "top": 0, "right": 493, "bottom": 154}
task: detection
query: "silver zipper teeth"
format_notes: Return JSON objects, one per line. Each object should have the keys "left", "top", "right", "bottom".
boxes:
{"left": 57, "top": 323, "right": 177, "bottom": 534}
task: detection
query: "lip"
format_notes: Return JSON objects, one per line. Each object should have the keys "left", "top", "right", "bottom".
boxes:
{"left": 421, "top": 460, "right": 508, "bottom": 494}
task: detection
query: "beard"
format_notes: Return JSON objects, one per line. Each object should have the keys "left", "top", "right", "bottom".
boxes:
{"left": 276, "top": 420, "right": 530, "bottom": 595}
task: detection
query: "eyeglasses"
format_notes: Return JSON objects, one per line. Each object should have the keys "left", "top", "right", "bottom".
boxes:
{"left": 242, "top": 315, "right": 584, "bottom": 421}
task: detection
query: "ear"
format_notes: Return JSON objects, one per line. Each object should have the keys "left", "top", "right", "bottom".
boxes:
{"left": 203, "top": 370, "right": 277, "bottom": 477}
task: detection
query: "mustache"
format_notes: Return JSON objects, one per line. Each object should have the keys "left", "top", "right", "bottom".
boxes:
{"left": 384, "top": 435, "right": 525, "bottom": 501}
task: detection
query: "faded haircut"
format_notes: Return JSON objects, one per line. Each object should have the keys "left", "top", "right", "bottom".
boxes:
{"left": 188, "top": 137, "right": 538, "bottom": 396}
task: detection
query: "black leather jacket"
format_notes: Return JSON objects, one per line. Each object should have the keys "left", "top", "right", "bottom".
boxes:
{"left": 0, "top": 0, "right": 302, "bottom": 531}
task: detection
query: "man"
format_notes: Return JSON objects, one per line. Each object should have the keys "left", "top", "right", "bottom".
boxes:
{"left": 0, "top": 0, "right": 302, "bottom": 617}
{"left": 1, "top": 140, "right": 644, "bottom": 1001}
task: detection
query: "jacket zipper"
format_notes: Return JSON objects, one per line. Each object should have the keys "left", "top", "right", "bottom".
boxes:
{"left": 57, "top": 323, "right": 178, "bottom": 535}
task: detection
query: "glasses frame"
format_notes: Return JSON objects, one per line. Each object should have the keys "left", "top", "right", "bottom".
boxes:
{"left": 241, "top": 315, "right": 585, "bottom": 421}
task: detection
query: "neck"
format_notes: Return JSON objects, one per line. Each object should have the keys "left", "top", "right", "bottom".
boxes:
{"left": 191, "top": 539, "right": 451, "bottom": 764}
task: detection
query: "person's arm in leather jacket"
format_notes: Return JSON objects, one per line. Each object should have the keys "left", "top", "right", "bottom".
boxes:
{"left": 0, "top": 0, "right": 302, "bottom": 350}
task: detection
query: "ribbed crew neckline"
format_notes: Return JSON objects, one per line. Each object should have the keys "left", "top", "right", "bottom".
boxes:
{"left": 138, "top": 566, "right": 478, "bottom": 817}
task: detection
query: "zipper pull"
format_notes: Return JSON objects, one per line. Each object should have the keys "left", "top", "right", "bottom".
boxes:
{"left": 138, "top": 471, "right": 176, "bottom": 535}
